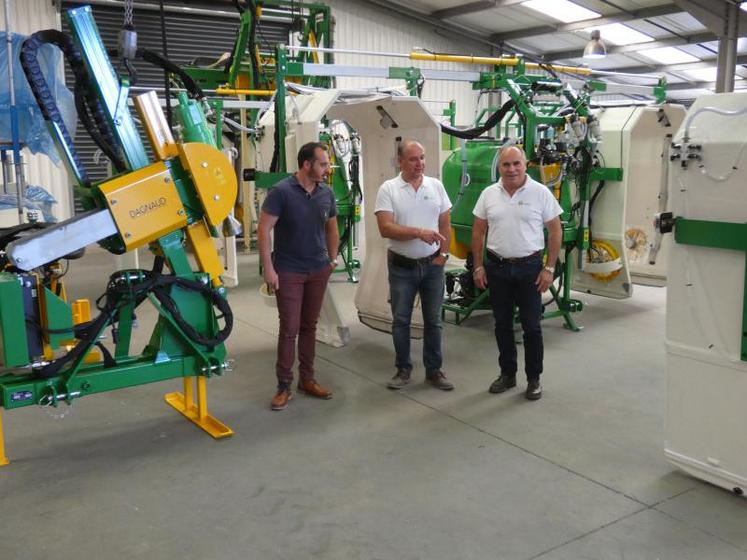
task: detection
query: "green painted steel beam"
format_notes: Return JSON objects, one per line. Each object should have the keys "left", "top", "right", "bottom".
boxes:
{"left": 674, "top": 217, "right": 747, "bottom": 361}
{"left": 674, "top": 218, "right": 747, "bottom": 252}
{"left": 590, "top": 167, "right": 623, "bottom": 182}
{"left": 0, "top": 356, "right": 210, "bottom": 410}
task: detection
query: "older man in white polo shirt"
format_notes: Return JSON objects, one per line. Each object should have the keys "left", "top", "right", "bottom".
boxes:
{"left": 471, "top": 145, "right": 562, "bottom": 400}
{"left": 374, "top": 139, "right": 454, "bottom": 391}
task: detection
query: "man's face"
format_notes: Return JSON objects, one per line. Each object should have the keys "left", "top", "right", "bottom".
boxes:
{"left": 399, "top": 143, "right": 425, "bottom": 179}
{"left": 498, "top": 148, "right": 527, "bottom": 189}
{"left": 307, "top": 148, "right": 331, "bottom": 183}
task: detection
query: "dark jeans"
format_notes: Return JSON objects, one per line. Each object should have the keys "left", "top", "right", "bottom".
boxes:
{"left": 485, "top": 256, "right": 543, "bottom": 381}
{"left": 388, "top": 257, "right": 444, "bottom": 374}
{"left": 275, "top": 266, "right": 332, "bottom": 386}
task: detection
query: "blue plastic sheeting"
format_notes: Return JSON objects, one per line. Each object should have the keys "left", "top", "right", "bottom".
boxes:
{"left": 0, "top": 184, "right": 58, "bottom": 222}
{"left": 0, "top": 32, "right": 77, "bottom": 165}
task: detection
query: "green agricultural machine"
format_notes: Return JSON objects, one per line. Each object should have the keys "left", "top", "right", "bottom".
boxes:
{"left": 439, "top": 65, "right": 641, "bottom": 327}
{"left": 183, "top": 0, "right": 363, "bottom": 280}
{"left": 0, "top": 5, "right": 239, "bottom": 464}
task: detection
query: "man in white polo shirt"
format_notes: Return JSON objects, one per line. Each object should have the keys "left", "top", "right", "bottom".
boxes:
{"left": 471, "top": 145, "right": 562, "bottom": 400}
{"left": 374, "top": 139, "right": 454, "bottom": 391}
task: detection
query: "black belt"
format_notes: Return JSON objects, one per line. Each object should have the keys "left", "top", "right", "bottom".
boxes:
{"left": 388, "top": 249, "right": 440, "bottom": 268}
{"left": 486, "top": 249, "right": 542, "bottom": 264}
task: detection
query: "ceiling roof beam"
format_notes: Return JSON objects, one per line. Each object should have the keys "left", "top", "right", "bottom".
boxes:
{"left": 617, "top": 54, "right": 747, "bottom": 75}
{"left": 673, "top": 0, "right": 747, "bottom": 37}
{"left": 541, "top": 31, "right": 716, "bottom": 61}
{"left": 362, "top": 0, "right": 501, "bottom": 50}
{"left": 432, "top": 1, "right": 497, "bottom": 19}
{"left": 491, "top": 4, "right": 682, "bottom": 42}
{"left": 665, "top": 80, "right": 747, "bottom": 90}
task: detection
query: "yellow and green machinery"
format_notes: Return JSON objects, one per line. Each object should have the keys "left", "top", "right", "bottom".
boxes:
{"left": 439, "top": 64, "right": 666, "bottom": 327}
{"left": 0, "top": 5, "right": 238, "bottom": 465}
{"left": 182, "top": 0, "right": 363, "bottom": 281}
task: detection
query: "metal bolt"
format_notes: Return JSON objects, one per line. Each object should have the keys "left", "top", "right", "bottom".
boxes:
{"left": 213, "top": 195, "right": 220, "bottom": 201}
{"left": 125, "top": 232, "right": 132, "bottom": 239}
{"left": 164, "top": 177, "right": 171, "bottom": 183}
{"left": 177, "top": 209, "right": 185, "bottom": 215}
{"left": 201, "top": 162, "right": 208, "bottom": 168}
{"left": 110, "top": 198, "right": 118, "bottom": 205}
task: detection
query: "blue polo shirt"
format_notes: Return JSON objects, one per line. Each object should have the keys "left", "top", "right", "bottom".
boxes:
{"left": 261, "top": 175, "right": 337, "bottom": 273}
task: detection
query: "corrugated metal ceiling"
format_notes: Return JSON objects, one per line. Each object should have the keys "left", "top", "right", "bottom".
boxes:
{"left": 388, "top": 0, "right": 747, "bottom": 101}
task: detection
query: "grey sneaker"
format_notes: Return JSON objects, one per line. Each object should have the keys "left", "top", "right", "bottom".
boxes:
{"left": 525, "top": 380, "right": 542, "bottom": 401}
{"left": 387, "top": 369, "right": 411, "bottom": 390}
{"left": 489, "top": 374, "right": 517, "bottom": 394}
{"left": 426, "top": 371, "right": 454, "bottom": 391}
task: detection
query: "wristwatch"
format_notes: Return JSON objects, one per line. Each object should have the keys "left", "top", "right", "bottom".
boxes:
{"left": 440, "top": 252, "right": 449, "bottom": 260}
{"left": 543, "top": 266, "right": 554, "bottom": 274}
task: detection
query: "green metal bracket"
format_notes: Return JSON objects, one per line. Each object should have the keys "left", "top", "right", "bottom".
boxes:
{"left": 674, "top": 217, "right": 747, "bottom": 361}
{"left": 389, "top": 67, "right": 423, "bottom": 96}
{"left": 590, "top": 167, "right": 623, "bottom": 182}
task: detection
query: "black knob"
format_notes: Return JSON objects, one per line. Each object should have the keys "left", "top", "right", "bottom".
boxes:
{"left": 654, "top": 212, "right": 675, "bottom": 234}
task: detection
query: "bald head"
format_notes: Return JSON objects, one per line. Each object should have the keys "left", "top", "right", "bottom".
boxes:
{"left": 499, "top": 145, "right": 526, "bottom": 164}
{"left": 398, "top": 139, "right": 426, "bottom": 183}
{"left": 398, "top": 139, "right": 425, "bottom": 159}
{"left": 497, "top": 145, "right": 528, "bottom": 191}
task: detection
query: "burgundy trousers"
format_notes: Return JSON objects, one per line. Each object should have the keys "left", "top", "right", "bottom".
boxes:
{"left": 275, "top": 266, "right": 332, "bottom": 386}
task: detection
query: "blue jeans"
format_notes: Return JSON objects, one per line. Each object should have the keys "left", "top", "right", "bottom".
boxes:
{"left": 388, "top": 257, "right": 445, "bottom": 375}
{"left": 485, "top": 256, "right": 544, "bottom": 381}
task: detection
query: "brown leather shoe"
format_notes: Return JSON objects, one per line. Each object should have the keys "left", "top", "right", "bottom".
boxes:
{"left": 270, "top": 388, "right": 292, "bottom": 411}
{"left": 297, "top": 378, "right": 333, "bottom": 400}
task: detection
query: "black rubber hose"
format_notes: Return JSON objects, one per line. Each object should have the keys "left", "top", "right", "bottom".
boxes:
{"left": 139, "top": 48, "right": 205, "bottom": 100}
{"left": 74, "top": 83, "right": 127, "bottom": 171}
{"left": 440, "top": 99, "right": 515, "bottom": 140}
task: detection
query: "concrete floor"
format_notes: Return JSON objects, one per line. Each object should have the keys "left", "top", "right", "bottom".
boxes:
{"left": 1, "top": 247, "right": 746, "bottom": 560}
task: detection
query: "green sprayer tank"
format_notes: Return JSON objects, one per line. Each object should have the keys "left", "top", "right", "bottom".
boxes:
{"left": 442, "top": 140, "right": 502, "bottom": 258}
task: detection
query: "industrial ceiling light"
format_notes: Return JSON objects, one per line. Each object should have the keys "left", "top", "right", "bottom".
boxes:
{"left": 583, "top": 30, "right": 606, "bottom": 59}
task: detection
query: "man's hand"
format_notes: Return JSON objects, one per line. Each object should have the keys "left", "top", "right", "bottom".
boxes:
{"left": 417, "top": 228, "right": 446, "bottom": 245}
{"left": 264, "top": 266, "right": 279, "bottom": 292}
{"left": 535, "top": 268, "right": 553, "bottom": 293}
{"left": 473, "top": 267, "right": 487, "bottom": 290}
{"left": 432, "top": 255, "right": 447, "bottom": 266}
{"left": 329, "top": 259, "right": 338, "bottom": 271}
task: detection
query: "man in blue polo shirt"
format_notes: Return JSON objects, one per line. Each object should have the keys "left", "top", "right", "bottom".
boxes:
{"left": 258, "top": 142, "right": 339, "bottom": 411}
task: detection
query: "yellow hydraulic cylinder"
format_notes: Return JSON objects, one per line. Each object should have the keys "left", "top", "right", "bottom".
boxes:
{"left": 409, "top": 51, "right": 593, "bottom": 76}
{"left": 134, "top": 91, "right": 179, "bottom": 160}
{"left": 410, "top": 51, "right": 519, "bottom": 66}
{"left": 215, "top": 87, "right": 274, "bottom": 97}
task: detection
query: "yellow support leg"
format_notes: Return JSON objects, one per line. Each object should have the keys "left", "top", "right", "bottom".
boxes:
{"left": 0, "top": 408, "right": 10, "bottom": 466}
{"left": 164, "top": 376, "right": 234, "bottom": 439}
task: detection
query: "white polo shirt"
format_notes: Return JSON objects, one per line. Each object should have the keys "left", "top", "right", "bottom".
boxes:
{"left": 374, "top": 173, "right": 452, "bottom": 259}
{"left": 473, "top": 175, "right": 562, "bottom": 258}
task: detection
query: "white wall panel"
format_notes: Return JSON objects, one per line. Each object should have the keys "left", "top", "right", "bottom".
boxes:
{"left": 322, "top": 0, "right": 492, "bottom": 127}
{"left": 1, "top": 0, "right": 71, "bottom": 220}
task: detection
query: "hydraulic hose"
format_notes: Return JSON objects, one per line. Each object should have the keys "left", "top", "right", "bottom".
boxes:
{"left": 440, "top": 99, "right": 515, "bottom": 140}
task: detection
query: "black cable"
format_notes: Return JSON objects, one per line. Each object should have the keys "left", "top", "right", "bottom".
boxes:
{"left": 35, "top": 269, "right": 233, "bottom": 379}
{"left": 440, "top": 98, "right": 515, "bottom": 140}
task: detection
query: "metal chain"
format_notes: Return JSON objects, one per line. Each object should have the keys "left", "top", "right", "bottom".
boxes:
{"left": 124, "top": 0, "right": 134, "bottom": 28}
